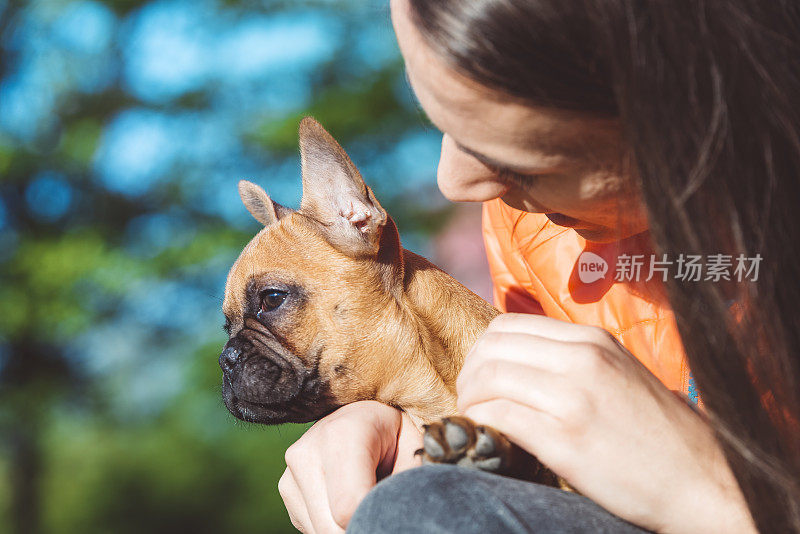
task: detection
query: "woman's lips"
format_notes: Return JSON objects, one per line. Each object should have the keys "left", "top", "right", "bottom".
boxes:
{"left": 500, "top": 189, "right": 594, "bottom": 230}
{"left": 545, "top": 212, "right": 582, "bottom": 228}
{"left": 546, "top": 213, "right": 615, "bottom": 241}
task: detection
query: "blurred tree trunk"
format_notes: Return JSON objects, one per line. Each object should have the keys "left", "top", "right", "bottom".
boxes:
{"left": 9, "top": 416, "right": 41, "bottom": 534}
{"left": 3, "top": 342, "right": 55, "bottom": 534}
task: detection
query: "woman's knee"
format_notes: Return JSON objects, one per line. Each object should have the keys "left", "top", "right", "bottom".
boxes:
{"left": 347, "top": 464, "right": 520, "bottom": 533}
{"left": 347, "top": 464, "right": 649, "bottom": 534}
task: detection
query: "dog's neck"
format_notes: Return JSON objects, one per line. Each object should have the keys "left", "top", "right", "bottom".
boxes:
{"left": 403, "top": 250, "right": 500, "bottom": 386}
{"left": 373, "top": 249, "right": 500, "bottom": 425}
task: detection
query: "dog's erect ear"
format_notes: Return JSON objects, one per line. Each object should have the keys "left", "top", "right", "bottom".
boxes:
{"left": 238, "top": 180, "right": 290, "bottom": 226}
{"left": 298, "top": 117, "right": 390, "bottom": 257}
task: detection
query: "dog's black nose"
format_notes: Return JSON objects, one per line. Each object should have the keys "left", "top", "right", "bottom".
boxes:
{"left": 219, "top": 346, "right": 241, "bottom": 375}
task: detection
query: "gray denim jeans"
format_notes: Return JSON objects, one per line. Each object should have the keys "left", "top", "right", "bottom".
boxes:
{"left": 348, "top": 464, "right": 652, "bottom": 533}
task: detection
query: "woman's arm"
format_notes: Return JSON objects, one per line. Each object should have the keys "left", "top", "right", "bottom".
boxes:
{"left": 457, "top": 313, "right": 756, "bottom": 534}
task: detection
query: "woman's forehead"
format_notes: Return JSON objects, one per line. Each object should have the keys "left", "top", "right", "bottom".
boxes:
{"left": 407, "top": 61, "right": 611, "bottom": 170}
{"left": 393, "top": 0, "right": 621, "bottom": 169}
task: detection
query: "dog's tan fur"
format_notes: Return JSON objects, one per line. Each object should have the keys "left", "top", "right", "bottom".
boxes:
{"left": 222, "top": 118, "right": 501, "bottom": 425}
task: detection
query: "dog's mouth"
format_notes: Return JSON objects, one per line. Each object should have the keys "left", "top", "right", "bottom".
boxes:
{"left": 221, "top": 369, "right": 338, "bottom": 425}
{"left": 220, "top": 324, "right": 340, "bottom": 424}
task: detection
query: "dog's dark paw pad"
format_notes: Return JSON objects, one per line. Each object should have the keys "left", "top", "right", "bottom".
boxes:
{"left": 443, "top": 418, "right": 469, "bottom": 452}
{"left": 474, "top": 427, "right": 496, "bottom": 456}
{"left": 473, "top": 456, "right": 502, "bottom": 471}
{"left": 422, "top": 429, "right": 446, "bottom": 459}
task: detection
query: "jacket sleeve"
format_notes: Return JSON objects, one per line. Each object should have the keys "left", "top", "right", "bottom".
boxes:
{"left": 482, "top": 201, "right": 545, "bottom": 315}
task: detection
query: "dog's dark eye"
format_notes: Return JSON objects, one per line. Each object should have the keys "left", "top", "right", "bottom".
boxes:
{"left": 260, "top": 289, "right": 288, "bottom": 312}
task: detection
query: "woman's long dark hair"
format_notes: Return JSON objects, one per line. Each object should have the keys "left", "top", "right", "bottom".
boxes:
{"left": 407, "top": 1, "right": 800, "bottom": 531}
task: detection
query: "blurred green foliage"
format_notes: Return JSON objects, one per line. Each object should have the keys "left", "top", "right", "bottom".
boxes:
{"left": 0, "top": 0, "right": 447, "bottom": 532}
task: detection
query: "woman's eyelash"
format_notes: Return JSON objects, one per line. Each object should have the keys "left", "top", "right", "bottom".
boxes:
{"left": 480, "top": 160, "right": 527, "bottom": 183}
{"left": 493, "top": 167, "right": 534, "bottom": 186}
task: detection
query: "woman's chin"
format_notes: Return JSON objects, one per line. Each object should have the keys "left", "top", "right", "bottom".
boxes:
{"left": 500, "top": 197, "right": 645, "bottom": 242}
{"left": 574, "top": 225, "right": 649, "bottom": 243}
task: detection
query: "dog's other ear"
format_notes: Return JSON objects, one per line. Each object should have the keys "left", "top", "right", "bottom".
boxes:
{"left": 238, "top": 180, "right": 290, "bottom": 226}
{"left": 298, "top": 117, "right": 390, "bottom": 257}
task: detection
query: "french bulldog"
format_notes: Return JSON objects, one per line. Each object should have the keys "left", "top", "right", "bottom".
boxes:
{"left": 219, "top": 117, "right": 556, "bottom": 483}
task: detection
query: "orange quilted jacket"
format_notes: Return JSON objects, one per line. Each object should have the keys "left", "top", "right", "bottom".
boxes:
{"left": 482, "top": 198, "right": 693, "bottom": 397}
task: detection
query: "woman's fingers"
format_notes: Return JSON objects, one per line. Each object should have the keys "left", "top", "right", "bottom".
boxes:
{"left": 322, "top": 443, "right": 384, "bottom": 529}
{"left": 278, "top": 470, "right": 314, "bottom": 533}
{"left": 456, "top": 356, "right": 568, "bottom": 419}
{"left": 285, "top": 443, "right": 345, "bottom": 534}
{"left": 456, "top": 315, "right": 622, "bottom": 480}
{"left": 462, "top": 398, "right": 573, "bottom": 473}
{"left": 487, "top": 313, "right": 619, "bottom": 349}
{"left": 391, "top": 411, "right": 424, "bottom": 475}
{"left": 461, "top": 331, "right": 608, "bottom": 379}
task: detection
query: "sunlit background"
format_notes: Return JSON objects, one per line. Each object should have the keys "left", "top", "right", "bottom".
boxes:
{"left": 0, "top": 1, "right": 491, "bottom": 532}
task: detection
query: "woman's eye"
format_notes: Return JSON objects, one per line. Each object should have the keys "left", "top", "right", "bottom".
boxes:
{"left": 260, "top": 290, "right": 288, "bottom": 312}
{"left": 494, "top": 168, "right": 533, "bottom": 187}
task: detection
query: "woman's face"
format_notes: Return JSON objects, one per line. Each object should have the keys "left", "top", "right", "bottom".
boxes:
{"left": 391, "top": 0, "right": 649, "bottom": 242}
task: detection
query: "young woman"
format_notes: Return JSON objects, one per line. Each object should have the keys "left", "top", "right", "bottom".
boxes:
{"left": 278, "top": 1, "right": 800, "bottom": 532}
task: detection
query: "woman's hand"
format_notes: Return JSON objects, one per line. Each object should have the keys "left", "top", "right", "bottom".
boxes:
{"left": 457, "top": 313, "right": 755, "bottom": 534}
{"left": 278, "top": 400, "right": 422, "bottom": 533}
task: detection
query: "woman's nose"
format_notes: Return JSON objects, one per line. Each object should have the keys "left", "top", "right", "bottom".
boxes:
{"left": 436, "top": 134, "right": 508, "bottom": 202}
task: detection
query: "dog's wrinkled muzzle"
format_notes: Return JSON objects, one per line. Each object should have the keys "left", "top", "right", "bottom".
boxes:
{"left": 217, "top": 330, "right": 341, "bottom": 424}
{"left": 219, "top": 337, "right": 302, "bottom": 405}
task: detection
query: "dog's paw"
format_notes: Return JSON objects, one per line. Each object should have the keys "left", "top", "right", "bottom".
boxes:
{"left": 415, "top": 416, "right": 559, "bottom": 485}
{"left": 416, "top": 416, "right": 509, "bottom": 472}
